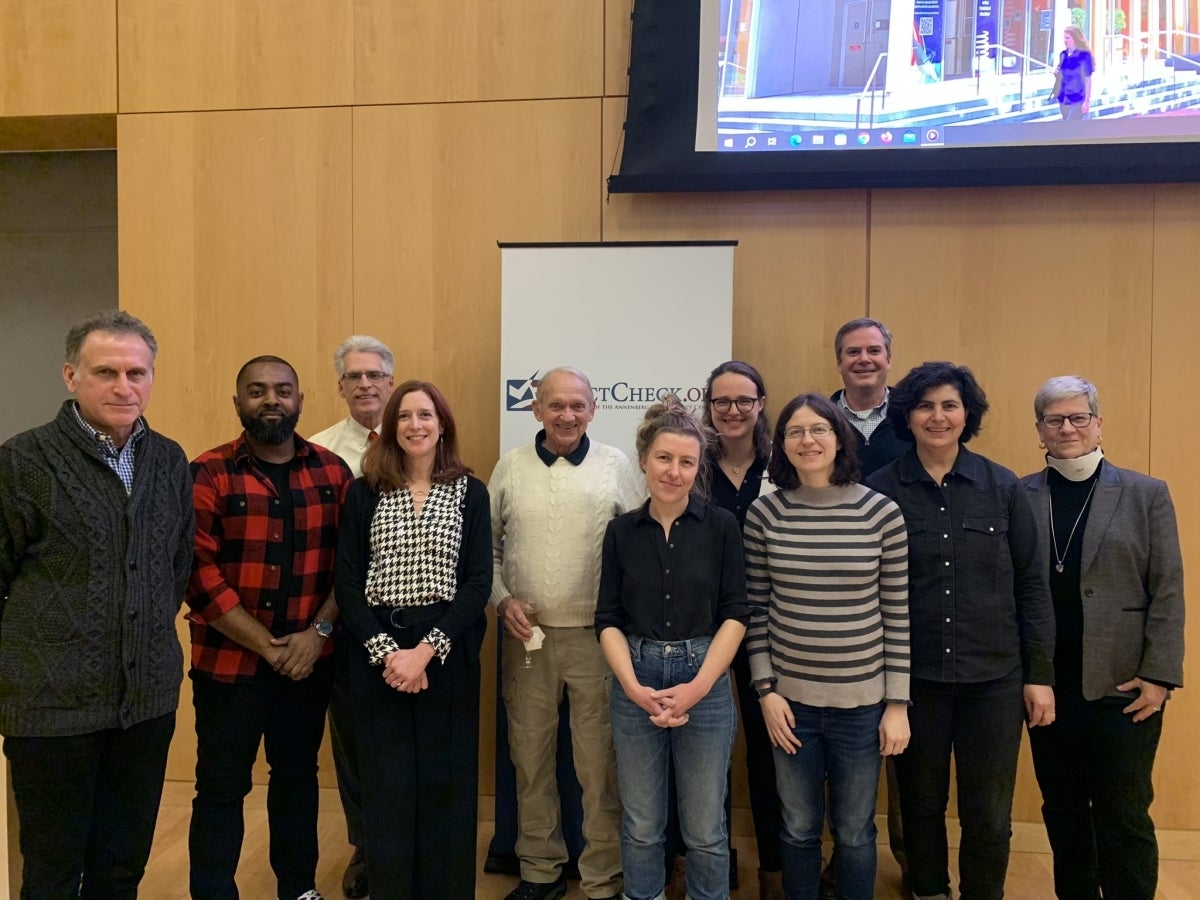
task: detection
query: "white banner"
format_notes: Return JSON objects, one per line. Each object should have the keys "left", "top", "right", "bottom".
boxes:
{"left": 499, "top": 243, "right": 735, "bottom": 464}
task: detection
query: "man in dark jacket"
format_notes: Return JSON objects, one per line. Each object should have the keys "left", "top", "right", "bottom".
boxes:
{"left": 0, "top": 310, "right": 194, "bottom": 898}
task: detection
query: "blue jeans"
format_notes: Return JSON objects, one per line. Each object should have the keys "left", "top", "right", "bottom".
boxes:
{"left": 610, "top": 636, "right": 737, "bottom": 900}
{"left": 773, "top": 701, "right": 884, "bottom": 900}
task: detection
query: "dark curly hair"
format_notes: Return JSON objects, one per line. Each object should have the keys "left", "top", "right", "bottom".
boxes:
{"left": 887, "top": 362, "right": 989, "bottom": 444}
{"left": 768, "top": 393, "right": 861, "bottom": 489}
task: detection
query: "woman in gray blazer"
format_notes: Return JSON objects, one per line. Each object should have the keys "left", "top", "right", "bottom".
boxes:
{"left": 1023, "top": 376, "right": 1185, "bottom": 900}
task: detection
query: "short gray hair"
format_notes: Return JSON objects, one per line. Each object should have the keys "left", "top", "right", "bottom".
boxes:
{"left": 65, "top": 310, "right": 158, "bottom": 365}
{"left": 333, "top": 335, "right": 395, "bottom": 377}
{"left": 535, "top": 367, "right": 595, "bottom": 404}
{"left": 1034, "top": 375, "right": 1100, "bottom": 418}
{"left": 833, "top": 317, "right": 892, "bottom": 361}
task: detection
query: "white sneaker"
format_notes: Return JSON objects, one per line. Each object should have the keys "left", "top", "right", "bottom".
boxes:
{"left": 290, "top": 892, "right": 323, "bottom": 900}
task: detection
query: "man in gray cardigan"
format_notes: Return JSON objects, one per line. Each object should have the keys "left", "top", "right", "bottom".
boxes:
{"left": 0, "top": 310, "right": 194, "bottom": 898}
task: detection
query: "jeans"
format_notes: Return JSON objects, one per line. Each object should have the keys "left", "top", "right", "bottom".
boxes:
{"left": 1028, "top": 690, "right": 1163, "bottom": 900}
{"left": 189, "top": 660, "right": 334, "bottom": 900}
{"left": 895, "top": 673, "right": 1025, "bottom": 900}
{"left": 610, "top": 636, "right": 737, "bottom": 900}
{"left": 4, "top": 713, "right": 175, "bottom": 900}
{"left": 773, "top": 701, "right": 884, "bottom": 900}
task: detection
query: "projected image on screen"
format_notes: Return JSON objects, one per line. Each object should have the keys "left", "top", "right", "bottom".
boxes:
{"left": 710, "top": 0, "right": 1200, "bottom": 151}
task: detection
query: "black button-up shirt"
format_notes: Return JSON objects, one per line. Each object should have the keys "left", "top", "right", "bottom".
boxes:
{"left": 595, "top": 496, "right": 751, "bottom": 641}
{"left": 867, "top": 446, "right": 1054, "bottom": 685}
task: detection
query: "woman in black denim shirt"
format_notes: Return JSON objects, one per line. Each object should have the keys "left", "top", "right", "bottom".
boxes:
{"left": 866, "top": 362, "right": 1055, "bottom": 900}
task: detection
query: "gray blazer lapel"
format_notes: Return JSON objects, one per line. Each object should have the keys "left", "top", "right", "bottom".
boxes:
{"left": 1025, "top": 470, "right": 1052, "bottom": 583}
{"left": 1080, "top": 464, "right": 1122, "bottom": 576}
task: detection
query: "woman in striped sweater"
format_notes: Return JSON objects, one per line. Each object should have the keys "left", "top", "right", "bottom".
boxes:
{"left": 744, "top": 392, "right": 910, "bottom": 900}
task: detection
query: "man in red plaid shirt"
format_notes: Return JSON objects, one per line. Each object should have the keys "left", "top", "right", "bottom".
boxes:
{"left": 185, "top": 355, "right": 353, "bottom": 900}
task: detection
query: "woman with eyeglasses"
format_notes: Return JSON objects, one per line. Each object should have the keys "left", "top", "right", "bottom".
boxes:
{"left": 865, "top": 362, "right": 1055, "bottom": 900}
{"left": 699, "top": 360, "right": 785, "bottom": 898}
{"left": 1021, "top": 376, "right": 1183, "bottom": 900}
{"left": 743, "top": 393, "right": 909, "bottom": 900}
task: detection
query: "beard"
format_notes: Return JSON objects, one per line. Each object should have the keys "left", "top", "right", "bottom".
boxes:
{"left": 240, "top": 410, "right": 300, "bottom": 446}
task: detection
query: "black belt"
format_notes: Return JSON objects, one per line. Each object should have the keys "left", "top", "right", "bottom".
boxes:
{"left": 373, "top": 601, "right": 449, "bottom": 630}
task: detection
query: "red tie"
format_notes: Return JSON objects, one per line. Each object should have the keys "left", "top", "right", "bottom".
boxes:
{"left": 368, "top": 431, "right": 379, "bottom": 442}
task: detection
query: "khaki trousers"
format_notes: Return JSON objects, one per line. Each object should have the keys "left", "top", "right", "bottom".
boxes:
{"left": 502, "top": 625, "right": 622, "bottom": 897}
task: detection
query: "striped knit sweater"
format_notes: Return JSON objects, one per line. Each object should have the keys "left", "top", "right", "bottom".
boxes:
{"left": 744, "top": 482, "right": 910, "bottom": 708}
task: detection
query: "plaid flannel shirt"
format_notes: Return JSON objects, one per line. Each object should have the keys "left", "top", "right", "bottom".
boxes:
{"left": 186, "top": 433, "right": 353, "bottom": 682}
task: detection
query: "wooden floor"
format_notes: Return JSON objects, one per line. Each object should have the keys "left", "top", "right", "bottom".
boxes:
{"left": 141, "top": 782, "right": 1200, "bottom": 899}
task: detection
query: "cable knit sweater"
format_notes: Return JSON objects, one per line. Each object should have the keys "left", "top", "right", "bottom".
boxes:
{"left": 490, "top": 439, "right": 639, "bottom": 628}
{"left": 0, "top": 401, "right": 194, "bottom": 737}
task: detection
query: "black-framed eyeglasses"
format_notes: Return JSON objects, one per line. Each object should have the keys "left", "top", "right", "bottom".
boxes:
{"left": 784, "top": 424, "right": 834, "bottom": 440}
{"left": 340, "top": 370, "right": 389, "bottom": 384}
{"left": 1039, "top": 413, "right": 1096, "bottom": 429}
{"left": 710, "top": 396, "right": 759, "bottom": 413}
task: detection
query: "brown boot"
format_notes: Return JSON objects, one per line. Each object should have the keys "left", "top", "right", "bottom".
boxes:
{"left": 758, "top": 867, "right": 785, "bottom": 900}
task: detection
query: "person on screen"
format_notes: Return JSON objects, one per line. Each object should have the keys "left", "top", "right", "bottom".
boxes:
{"left": 1022, "top": 376, "right": 1183, "bottom": 900}
{"left": 596, "top": 397, "right": 749, "bottom": 900}
{"left": 1054, "top": 26, "right": 1094, "bottom": 120}
{"left": 866, "top": 362, "right": 1056, "bottom": 900}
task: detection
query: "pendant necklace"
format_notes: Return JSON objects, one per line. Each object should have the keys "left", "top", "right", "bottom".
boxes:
{"left": 1049, "top": 480, "right": 1097, "bottom": 574}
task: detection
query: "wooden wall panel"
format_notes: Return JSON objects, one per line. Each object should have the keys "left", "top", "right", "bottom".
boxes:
{"left": 605, "top": 0, "right": 633, "bottom": 97}
{"left": 869, "top": 184, "right": 1160, "bottom": 824}
{"left": 354, "top": 0, "right": 604, "bottom": 104}
{"left": 1147, "top": 184, "right": 1200, "bottom": 831}
{"left": 353, "top": 98, "right": 602, "bottom": 790}
{"left": 118, "top": 0, "right": 353, "bottom": 113}
{"left": 0, "top": 0, "right": 116, "bottom": 116}
{"left": 117, "top": 106, "right": 354, "bottom": 783}
{"left": 602, "top": 98, "right": 870, "bottom": 413}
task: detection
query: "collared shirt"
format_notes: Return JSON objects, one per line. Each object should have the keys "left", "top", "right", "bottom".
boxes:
{"left": 534, "top": 429, "right": 590, "bottom": 466}
{"left": 838, "top": 388, "right": 889, "bottom": 443}
{"left": 186, "top": 433, "right": 353, "bottom": 682}
{"left": 710, "top": 456, "right": 769, "bottom": 528}
{"left": 70, "top": 401, "right": 146, "bottom": 494}
{"left": 866, "top": 445, "right": 1054, "bottom": 685}
{"left": 307, "top": 416, "right": 379, "bottom": 478}
{"left": 596, "top": 496, "right": 750, "bottom": 641}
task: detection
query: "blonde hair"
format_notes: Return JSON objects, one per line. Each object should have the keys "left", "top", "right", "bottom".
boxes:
{"left": 1065, "top": 26, "right": 1091, "bottom": 54}
{"left": 635, "top": 395, "right": 714, "bottom": 500}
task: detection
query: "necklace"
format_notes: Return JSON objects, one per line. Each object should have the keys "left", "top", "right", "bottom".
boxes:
{"left": 1049, "top": 480, "right": 1097, "bottom": 573}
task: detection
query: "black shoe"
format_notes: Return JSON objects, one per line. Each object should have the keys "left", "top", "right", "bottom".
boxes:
{"left": 342, "top": 846, "right": 368, "bottom": 899}
{"left": 504, "top": 878, "right": 568, "bottom": 900}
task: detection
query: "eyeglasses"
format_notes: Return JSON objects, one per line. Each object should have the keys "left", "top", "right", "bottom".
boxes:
{"left": 710, "top": 396, "right": 759, "bottom": 413}
{"left": 784, "top": 424, "right": 834, "bottom": 440}
{"left": 340, "top": 370, "right": 389, "bottom": 384}
{"left": 1038, "top": 413, "right": 1096, "bottom": 429}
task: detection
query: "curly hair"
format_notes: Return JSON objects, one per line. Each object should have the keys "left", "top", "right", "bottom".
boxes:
{"left": 887, "top": 362, "right": 989, "bottom": 444}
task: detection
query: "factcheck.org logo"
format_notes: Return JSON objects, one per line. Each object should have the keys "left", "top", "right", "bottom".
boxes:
{"left": 506, "top": 370, "right": 543, "bottom": 412}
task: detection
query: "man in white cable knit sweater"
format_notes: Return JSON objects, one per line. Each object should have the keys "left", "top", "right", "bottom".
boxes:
{"left": 492, "top": 367, "right": 640, "bottom": 900}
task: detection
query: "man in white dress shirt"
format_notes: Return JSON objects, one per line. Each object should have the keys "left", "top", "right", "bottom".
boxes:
{"left": 308, "top": 334, "right": 395, "bottom": 898}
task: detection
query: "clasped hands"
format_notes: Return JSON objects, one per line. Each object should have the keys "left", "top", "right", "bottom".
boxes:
{"left": 628, "top": 679, "right": 707, "bottom": 729}
{"left": 381, "top": 645, "right": 434, "bottom": 694}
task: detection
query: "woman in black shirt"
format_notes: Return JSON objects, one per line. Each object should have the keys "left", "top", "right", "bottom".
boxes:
{"left": 596, "top": 397, "right": 749, "bottom": 900}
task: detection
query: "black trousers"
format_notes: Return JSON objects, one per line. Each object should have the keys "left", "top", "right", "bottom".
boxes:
{"left": 189, "top": 660, "right": 334, "bottom": 900}
{"left": 731, "top": 642, "right": 783, "bottom": 871}
{"left": 329, "top": 634, "right": 365, "bottom": 847}
{"left": 351, "top": 629, "right": 482, "bottom": 900}
{"left": 1029, "top": 689, "right": 1163, "bottom": 900}
{"left": 895, "top": 673, "right": 1025, "bottom": 900}
{"left": 4, "top": 712, "right": 175, "bottom": 900}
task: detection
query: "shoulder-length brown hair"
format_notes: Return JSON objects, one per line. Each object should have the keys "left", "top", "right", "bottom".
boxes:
{"left": 363, "top": 380, "right": 471, "bottom": 492}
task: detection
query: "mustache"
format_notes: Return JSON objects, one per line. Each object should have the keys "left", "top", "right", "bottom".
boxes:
{"left": 239, "top": 409, "right": 300, "bottom": 445}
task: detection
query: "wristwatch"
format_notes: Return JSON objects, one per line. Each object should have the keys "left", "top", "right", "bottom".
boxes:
{"left": 754, "top": 678, "right": 777, "bottom": 699}
{"left": 311, "top": 618, "right": 334, "bottom": 638}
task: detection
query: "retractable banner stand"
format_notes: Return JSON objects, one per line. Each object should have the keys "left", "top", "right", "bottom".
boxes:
{"left": 486, "top": 241, "right": 735, "bottom": 874}
{"left": 498, "top": 241, "right": 736, "bottom": 461}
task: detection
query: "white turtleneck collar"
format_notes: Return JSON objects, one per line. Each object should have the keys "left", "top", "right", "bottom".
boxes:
{"left": 1046, "top": 448, "right": 1104, "bottom": 482}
